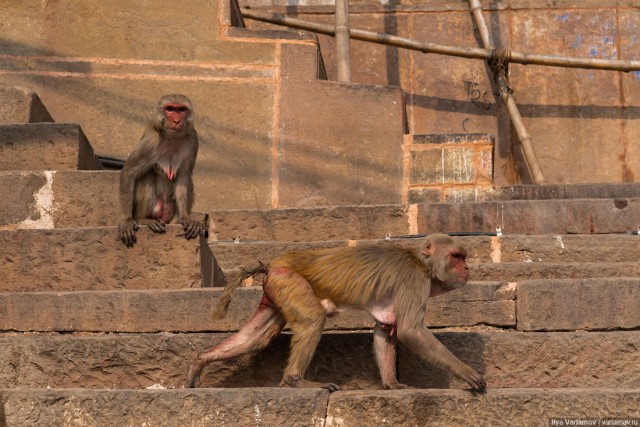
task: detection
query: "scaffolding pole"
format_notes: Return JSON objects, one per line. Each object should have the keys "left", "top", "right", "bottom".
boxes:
{"left": 469, "top": 0, "right": 545, "bottom": 184}
{"left": 335, "top": 0, "right": 352, "bottom": 82}
{"left": 242, "top": 10, "right": 640, "bottom": 72}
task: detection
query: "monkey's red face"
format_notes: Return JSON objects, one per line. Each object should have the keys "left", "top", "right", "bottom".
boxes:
{"left": 449, "top": 250, "right": 469, "bottom": 281}
{"left": 429, "top": 250, "right": 469, "bottom": 297}
{"left": 163, "top": 103, "right": 190, "bottom": 131}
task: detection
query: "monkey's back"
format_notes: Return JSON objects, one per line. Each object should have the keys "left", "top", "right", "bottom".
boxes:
{"left": 270, "top": 244, "right": 431, "bottom": 306}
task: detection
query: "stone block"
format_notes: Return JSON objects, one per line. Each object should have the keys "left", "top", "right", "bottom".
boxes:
{"left": 209, "top": 204, "right": 412, "bottom": 242}
{"left": 2, "top": 388, "right": 639, "bottom": 426}
{"left": 517, "top": 278, "right": 640, "bottom": 331}
{"left": 0, "top": 124, "right": 102, "bottom": 170}
{"left": 488, "top": 183, "right": 640, "bottom": 201}
{"left": 0, "top": 226, "right": 216, "bottom": 292}
{"left": 471, "top": 261, "right": 640, "bottom": 281}
{"left": 474, "top": 234, "right": 640, "bottom": 263}
{"left": 442, "top": 185, "right": 495, "bottom": 203}
{"left": 326, "top": 389, "right": 640, "bottom": 426}
{"left": 408, "top": 187, "right": 443, "bottom": 204}
{"left": 410, "top": 147, "right": 476, "bottom": 185}
{"left": 213, "top": 234, "right": 640, "bottom": 268}
{"left": 1, "top": 331, "right": 637, "bottom": 389}
{"left": 0, "top": 85, "right": 53, "bottom": 124}
{"left": 0, "top": 388, "right": 329, "bottom": 426}
{"left": 418, "top": 198, "right": 640, "bottom": 235}
{"left": 0, "top": 280, "right": 512, "bottom": 332}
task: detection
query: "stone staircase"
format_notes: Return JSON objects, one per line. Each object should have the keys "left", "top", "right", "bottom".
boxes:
{"left": 1, "top": 111, "right": 639, "bottom": 425}
{"left": 1, "top": 3, "right": 639, "bottom": 427}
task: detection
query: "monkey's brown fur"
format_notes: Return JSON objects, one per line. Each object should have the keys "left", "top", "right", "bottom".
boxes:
{"left": 118, "top": 94, "right": 204, "bottom": 246}
{"left": 186, "top": 234, "right": 485, "bottom": 392}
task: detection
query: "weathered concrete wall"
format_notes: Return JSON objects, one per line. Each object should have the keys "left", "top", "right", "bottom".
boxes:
{"left": 243, "top": 0, "right": 640, "bottom": 186}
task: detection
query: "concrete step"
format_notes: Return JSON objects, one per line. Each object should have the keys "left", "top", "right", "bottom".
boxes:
{"left": 208, "top": 199, "right": 640, "bottom": 241}
{"left": 221, "top": 261, "right": 640, "bottom": 283}
{"left": 0, "top": 124, "right": 102, "bottom": 171}
{"left": 5, "top": 176, "right": 640, "bottom": 237}
{"left": 2, "top": 277, "right": 638, "bottom": 332}
{"left": 518, "top": 278, "right": 640, "bottom": 331}
{"left": 470, "top": 261, "right": 640, "bottom": 281}
{"left": 0, "top": 282, "right": 515, "bottom": 332}
{"left": 419, "top": 198, "right": 640, "bottom": 235}
{"left": 210, "top": 234, "right": 640, "bottom": 269}
{"left": 484, "top": 182, "right": 640, "bottom": 201}
{"left": 0, "top": 331, "right": 637, "bottom": 390}
{"left": 1, "top": 388, "right": 638, "bottom": 426}
{"left": 208, "top": 204, "right": 413, "bottom": 242}
{"left": 3, "top": 388, "right": 637, "bottom": 426}
{"left": 0, "top": 226, "right": 224, "bottom": 291}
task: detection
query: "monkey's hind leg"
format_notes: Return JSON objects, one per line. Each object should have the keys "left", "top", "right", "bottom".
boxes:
{"left": 267, "top": 268, "right": 339, "bottom": 392}
{"left": 185, "top": 304, "right": 285, "bottom": 388}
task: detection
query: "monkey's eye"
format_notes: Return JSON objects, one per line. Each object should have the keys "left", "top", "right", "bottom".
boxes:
{"left": 451, "top": 252, "right": 465, "bottom": 259}
{"left": 164, "top": 106, "right": 188, "bottom": 113}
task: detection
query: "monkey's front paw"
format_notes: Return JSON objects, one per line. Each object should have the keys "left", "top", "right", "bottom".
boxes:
{"left": 461, "top": 368, "right": 486, "bottom": 391}
{"left": 118, "top": 220, "right": 138, "bottom": 247}
{"left": 180, "top": 218, "right": 205, "bottom": 239}
{"left": 137, "top": 219, "right": 167, "bottom": 234}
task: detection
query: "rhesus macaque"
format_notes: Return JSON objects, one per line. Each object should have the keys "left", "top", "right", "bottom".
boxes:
{"left": 118, "top": 94, "right": 205, "bottom": 246}
{"left": 185, "top": 234, "right": 486, "bottom": 392}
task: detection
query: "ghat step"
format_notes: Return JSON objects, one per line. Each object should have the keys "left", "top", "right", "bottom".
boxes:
{"left": 1, "top": 277, "right": 638, "bottom": 332}
{"left": 0, "top": 283, "right": 513, "bottom": 332}
{"left": 5, "top": 230, "right": 640, "bottom": 292}
{"left": 0, "top": 226, "right": 224, "bottom": 290}
{"left": 210, "top": 234, "right": 640, "bottom": 269}
{"left": 2, "top": 388, "right": 637, "bottom": 427}
{"left": 0, "top": 331, "right": 638, "bottom": 390}
{"left": 3, "top": 170, "right": 640, "bottom": 236}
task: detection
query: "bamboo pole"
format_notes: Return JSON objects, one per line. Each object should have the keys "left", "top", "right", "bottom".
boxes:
{"left": 241, "top": 10, "right": 640, "bottom": 73}
{"left": 335, "top": 0, "right": 352, "bottom": 82}
{"left": 469, "top": 0, "right": 545, "bottom": 184}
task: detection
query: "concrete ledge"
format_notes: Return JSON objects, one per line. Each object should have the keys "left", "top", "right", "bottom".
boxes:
{"left": 518, "top": 278, "right": 640, "bottom": 331}
{"left": 0, "top": 282, "right": 513, "bottom": 332}
{"left": 0, "top": 226, "right": 216, "bottom": 291}
{"left": 419, "top": 198, "right": 640, "bottom": 235}
{"left": 0, "top": 124, "right": 102, "bottom": 170}
{"left": 0, "top": 331, "right": 637, "bottom": 389}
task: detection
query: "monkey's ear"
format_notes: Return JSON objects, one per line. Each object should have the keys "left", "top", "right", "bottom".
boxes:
{"left": 421, "top": 238, "right": 436, "bottom": 257}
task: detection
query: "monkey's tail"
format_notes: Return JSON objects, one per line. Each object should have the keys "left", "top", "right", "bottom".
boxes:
{"left": 212, "top": 261, "right": 269, "bottom": 320}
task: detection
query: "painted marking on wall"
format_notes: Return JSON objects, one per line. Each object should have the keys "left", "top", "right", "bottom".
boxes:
{"left": 20, "top": 171, "right": 56, "bottom": 229}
